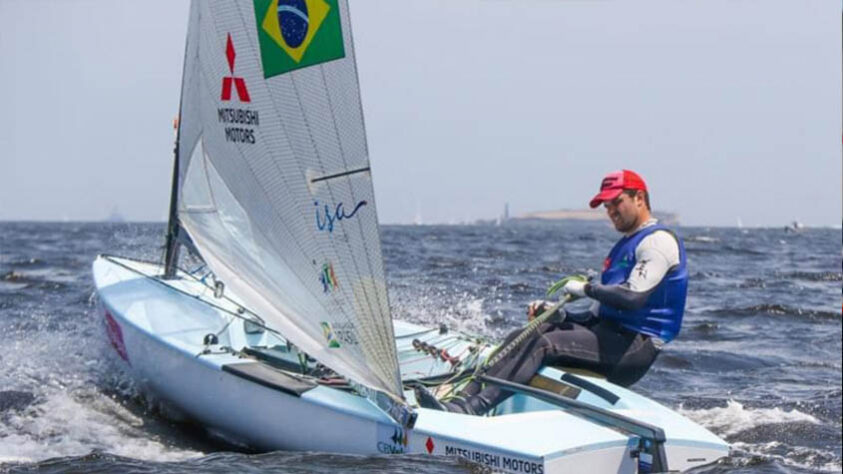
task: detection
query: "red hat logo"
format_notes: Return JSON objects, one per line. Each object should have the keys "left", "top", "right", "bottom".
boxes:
{"left": 221, "top": 34, "right": 251, "bottom": 102}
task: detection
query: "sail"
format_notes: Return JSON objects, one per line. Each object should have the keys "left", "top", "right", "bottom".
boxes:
{"left": 175, "top": 0, "right": 402, "bottom": 399}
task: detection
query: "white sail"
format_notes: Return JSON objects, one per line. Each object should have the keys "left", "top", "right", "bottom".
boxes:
{"left": 175, "top": 0, "right": 402, "bottom": 399}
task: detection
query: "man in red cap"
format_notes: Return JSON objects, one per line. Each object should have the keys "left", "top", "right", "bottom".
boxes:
{"left": 553, "top": 169, "right": 687, "bottom": 345}
{"left": 416, "top": 170, "right": 688, "bottom": 416}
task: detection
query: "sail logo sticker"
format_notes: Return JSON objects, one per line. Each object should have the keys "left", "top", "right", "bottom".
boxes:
{"left": 221, "top": 34, "right": 250, "bottom": 102}
{"left": 319, "top": 262, "right": 339, "bottom": 293}
{"left": 314, "top": 199, "right": 367, "bottom": 233}
{"left": 376, "top": 423, "right": 409, "bottom": 454}
{"left": 253, "top": 0, "right": 345, "bottom": 78}
{"left": 442, "top": 445, "right": 544, "bottom": 474}
{"left": 218, "top": 34, "right": 260, "bottom": 145}
{"left": 320, "top": 322, "right": 341, "bottom": 348}
{"left": 104, "top": 310, "right": 130, "bottom": 364}
{"left": 321, "top": 321, "right": 358, "bottom": 347}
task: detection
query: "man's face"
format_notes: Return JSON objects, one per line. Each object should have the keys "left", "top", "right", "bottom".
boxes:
{"left": 604, "top": 191, "right": 643, "bottom": 233}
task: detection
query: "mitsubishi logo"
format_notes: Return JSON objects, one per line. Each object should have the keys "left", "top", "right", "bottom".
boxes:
{"left": 221, "top": 33, "right": 251, "bottom": 102}
{"left": 425, "top": 436, "right": 435, "bottom": 454}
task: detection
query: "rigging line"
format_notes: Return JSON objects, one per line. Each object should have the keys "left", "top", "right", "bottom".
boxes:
{"left": 394, "top": 328, "right": 438, "bottom": 339}
{"left": 101, "top": 255, "right": 279, "bottom": 337}
{"left": 450, "top": 344, "right": 473, "bottom": 360}
{"left": 310, "top": 166, "right": 370, "bottom": 183}
{"left": 191, "top": 317, "right": 236, "bottom": 358}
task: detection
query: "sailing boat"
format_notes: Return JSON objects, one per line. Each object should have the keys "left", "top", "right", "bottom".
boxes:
{"left": 93, "top": 1, "right": 728, "bottom": 472}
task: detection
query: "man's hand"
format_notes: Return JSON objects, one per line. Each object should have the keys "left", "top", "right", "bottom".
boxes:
{"left": 546, "top": 274, "right": 589, "bottom": 300}
{"left": 563, "top": 280, "right": 587, "bottom": 298}
{"left": 526, "top": 300, "right": 549, "bottom": 322}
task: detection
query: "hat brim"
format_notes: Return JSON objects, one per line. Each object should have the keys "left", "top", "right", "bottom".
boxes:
{"left": 589, "top": 188, "right": 623, "bottom": 208}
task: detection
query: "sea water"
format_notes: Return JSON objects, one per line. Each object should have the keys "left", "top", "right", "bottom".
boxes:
{"left": 0, "top": 221, "right": 840, "bottom": 473}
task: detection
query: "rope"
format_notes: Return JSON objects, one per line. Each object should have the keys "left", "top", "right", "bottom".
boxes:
{"left": 480, "top": 294, "right": 572, "bottom": 371}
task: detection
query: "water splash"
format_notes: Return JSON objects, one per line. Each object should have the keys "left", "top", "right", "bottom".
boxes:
{"left": 679, "top": 399, "right": 819, "bottom": 437}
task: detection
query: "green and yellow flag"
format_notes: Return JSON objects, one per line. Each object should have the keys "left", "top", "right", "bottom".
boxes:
{"left": 253, "top": 0, "right": 345, "bottom": 78}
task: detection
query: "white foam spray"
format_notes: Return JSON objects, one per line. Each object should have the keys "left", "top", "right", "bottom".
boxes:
{"left": 679, "top": 399, "right": 819, "bottom": 437}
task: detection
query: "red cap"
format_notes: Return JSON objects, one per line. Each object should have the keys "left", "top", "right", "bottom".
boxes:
{"left": 589, "top": 170, "right": 648, "bottom": 208}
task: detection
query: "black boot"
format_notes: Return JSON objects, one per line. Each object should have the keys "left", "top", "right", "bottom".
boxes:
{"left": 414, "top": 386, "right": 494, "bottom": 415}
{"left": 441, "top": 395, "right": 492, "bottom": 416}
{"left": 414, "top": 386, "right": 447, "bottom": 411}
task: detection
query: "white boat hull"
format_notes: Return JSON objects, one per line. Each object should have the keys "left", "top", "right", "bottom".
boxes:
{"left": 93, "top": 255, "right": 728, "bottom": 473}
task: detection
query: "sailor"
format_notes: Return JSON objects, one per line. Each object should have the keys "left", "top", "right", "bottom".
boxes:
{"left": 418, "top": 169, "right": 688, "bottom": 415}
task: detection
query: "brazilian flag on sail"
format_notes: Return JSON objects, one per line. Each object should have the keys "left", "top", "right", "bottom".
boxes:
{"left": 253, "top": 0, "right": 345, "bottom": 78}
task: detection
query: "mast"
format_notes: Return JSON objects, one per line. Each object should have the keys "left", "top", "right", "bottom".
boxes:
{"left": 164, "top": 11, "right": 193, "bottom": 280}
{"left": 163, "top": 122, "right": 181, "bottom": 279}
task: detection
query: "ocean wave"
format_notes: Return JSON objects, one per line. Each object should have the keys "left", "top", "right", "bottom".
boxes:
{"left": 507, "top": 282, "right": 531, "bottom": 292}
{"left": 679, "top": 399, "right": 819, "bottom": 437}
{"left": 0, "top": 389, "right": 202, "bottom": 464}
{"left": 422, "top": 257, "right": 465, "bottom": 270}
{"left": 0, "top": 281, "right": 28, "bottom": 293}
{"left": 709, "top": 304, "right": 840, "bottom": 320}
{"left": 689, "top": 321, "right": 720, "bottom": 333}
{"left": 1, "top": 222, "right": 839, "bottom": 473}
{"left": 659, "top": 350, "right": 778, "bottom": 373}
{"left": 0, "top": 390, "right": 36, "bottom": 413}
{"left": 1, "top": 271, "right": 26, "bottom": 282}
{"left": 690, "top": 271, "right": 722, "bottom": 280}
{"left": 2, "top": 451, "right": 475, "bottom": 474}
{"left": 0, "top": 269, "right": 75, "bottom": 290}
{"left": 2, "top": 258, "right": 43, "bottom": 267}
{"left": 737, "top": 278, "right": 766, "bottom": 289}
{"left": 775, "top": 271, "right": 843, "bottom": 282}
{"left": 728, "top": 441, "right": 843, "bottom": 473}
{"left": 685, "top": 236, "right": 721, "bottom": 243}
{"left": 685, "top": 245, "right": 766, "bottom": 256}
{"left": 391, "top": 293, "right": 493, "bottom": 339}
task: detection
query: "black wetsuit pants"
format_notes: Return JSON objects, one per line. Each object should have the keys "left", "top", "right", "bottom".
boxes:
{"left": 458, "top": 319, "right": 659, "bottom": 411}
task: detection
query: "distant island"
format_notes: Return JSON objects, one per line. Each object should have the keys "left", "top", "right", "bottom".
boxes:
{"left": 477, "top": 208, "right": 680, "bottom": 226}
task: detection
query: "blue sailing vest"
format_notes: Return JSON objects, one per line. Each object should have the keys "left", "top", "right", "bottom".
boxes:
{"left": 598, "top": 224, "right": 687, "bottom": 342}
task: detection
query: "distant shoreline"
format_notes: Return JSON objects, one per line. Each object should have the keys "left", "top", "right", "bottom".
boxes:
{"left": 515, "top": 208, "right": 679, "bottom": 225}
{"left": 0, "top": 219, "right": 840, "bottom": 229}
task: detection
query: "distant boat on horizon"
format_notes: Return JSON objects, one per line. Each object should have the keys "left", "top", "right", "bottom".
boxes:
{"left": 784, "top": 220, "right": 804, "bottom": 233}
{"left": 105, "top": 207, "right": 126, "bottom": 223}
{"left": 413, "top": 201, "right": 423, "bottom": 226}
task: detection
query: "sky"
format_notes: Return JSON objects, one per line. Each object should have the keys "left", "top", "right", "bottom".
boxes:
{"left": 0, "top": 0, "right": 840, "bottom": 227}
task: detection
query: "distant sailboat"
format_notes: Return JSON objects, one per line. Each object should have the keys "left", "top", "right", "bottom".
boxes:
{"left": 105, "top": 206, "right": 126, "bottom": 223}
{"left": 784, "top": 220, "right": 804, "bottom": 233}
{"left": 413, "top": 202, "right": 423, "bottom": 226}
{"left": 495, "top": 203, "right": 510, "bottom": 226}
